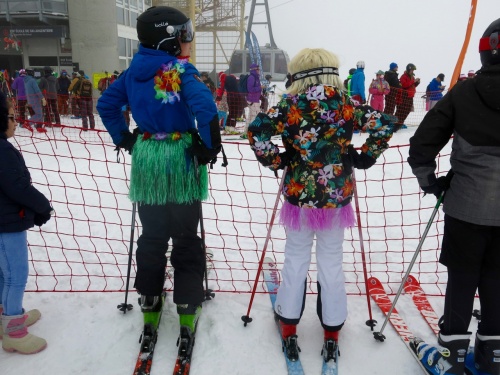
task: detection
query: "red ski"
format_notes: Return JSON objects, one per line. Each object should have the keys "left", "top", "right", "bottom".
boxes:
{"left": 368, "top": 277, "right": 430, "bottom": 374}
{"left": 404, "top": 275, "right": 440, "bottom": 336}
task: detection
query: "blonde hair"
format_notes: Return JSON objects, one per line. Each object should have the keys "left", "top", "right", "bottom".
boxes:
{"left": 287, "top": 48, "right": 344, "bottom": 95}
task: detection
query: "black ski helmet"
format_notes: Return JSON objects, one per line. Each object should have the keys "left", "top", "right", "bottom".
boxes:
{"left": 406, "top": 63, "right": 417, "bottom": 72}
{"left": 479, "top": 18, "right": 500, "bottom": 67}
{"left": 136, "top": 6, "right": 194, "bottom": 56}
{"left": 25, "top": 68, "right": 35, "bottom": 77}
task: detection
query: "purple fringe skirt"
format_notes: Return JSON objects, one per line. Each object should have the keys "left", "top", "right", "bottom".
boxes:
{"left": 279, "top": 200, "right": 356, "bottom": 232}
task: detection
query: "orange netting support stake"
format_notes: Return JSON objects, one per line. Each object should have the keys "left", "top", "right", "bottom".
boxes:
{"left": 450, "top": 0, "right": 478, "bottom": 89}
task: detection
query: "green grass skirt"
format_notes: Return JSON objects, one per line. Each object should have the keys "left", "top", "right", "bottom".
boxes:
{"left": 129, "top": 133, "right": 208, "bottom": 205}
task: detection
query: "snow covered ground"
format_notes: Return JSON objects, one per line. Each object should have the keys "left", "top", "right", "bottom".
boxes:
{"left": 2, "top": 125, "right": 481, "bottom": 375}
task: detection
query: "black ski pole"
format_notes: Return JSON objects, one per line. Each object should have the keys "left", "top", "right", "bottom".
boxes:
{"left": 117, "top": 202, "right": 137, "bottom": 313}
{"left": 374, "top": 193, "right": 444, "bottom": 341}
{"left": 193, "top": 155, "right": 215, "bottom": 301}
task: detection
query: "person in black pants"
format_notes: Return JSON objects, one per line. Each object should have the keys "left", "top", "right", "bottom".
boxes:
{"left": 408, "top": 18, "right": 500, "bottom": 375}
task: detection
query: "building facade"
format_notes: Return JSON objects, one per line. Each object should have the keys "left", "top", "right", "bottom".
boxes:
{"left": 0, "top": 0, "right": 151, "bottom": 79}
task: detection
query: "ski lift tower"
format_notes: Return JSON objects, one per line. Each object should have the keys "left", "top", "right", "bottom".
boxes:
{"left": 152, "top": 0, "right": 246, "bottom": 77}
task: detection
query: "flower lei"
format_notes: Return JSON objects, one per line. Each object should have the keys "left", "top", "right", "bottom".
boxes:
{"left": 142, "top": 131, "right": 182, "bottom": 141}
{"left": 153, "top": 57, "right": 188, "bottom": 104}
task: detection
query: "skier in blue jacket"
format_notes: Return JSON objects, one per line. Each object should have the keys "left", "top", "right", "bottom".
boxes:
{"left": 350, "top": 61, "right": 366, "bottom": 104}
{"left": 97, "top": 6, "right": 221, "bottom": 347}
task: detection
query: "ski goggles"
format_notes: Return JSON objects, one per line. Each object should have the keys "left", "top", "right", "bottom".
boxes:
{"left": 174, "top": 19, "right": 194, "bottom": 43}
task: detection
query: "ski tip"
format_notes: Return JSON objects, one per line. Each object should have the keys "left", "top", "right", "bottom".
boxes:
{"left": 373, "top": 331, "right": 386, "bottom": 342}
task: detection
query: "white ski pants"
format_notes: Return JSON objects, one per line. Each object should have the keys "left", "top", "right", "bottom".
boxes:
{"left": 274, "top": 226, "right": 347, "bottom": 328}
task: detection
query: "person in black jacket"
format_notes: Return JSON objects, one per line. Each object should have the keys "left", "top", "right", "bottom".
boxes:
{"left": 383, "top": 62, "right": 401, "bottom": 116}
{"left": 0, "top": 93, "right": 53, "bottom": 354}
{"left": 408, "top": 18, "right": 500, "bottom": 375}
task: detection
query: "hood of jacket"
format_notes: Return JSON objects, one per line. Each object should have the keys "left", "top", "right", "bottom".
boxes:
{"left": 127, "top": 44, "right": 177, "bottom": 83}
{"left": 475, "top": 64, "right": 500, "bottom": 111}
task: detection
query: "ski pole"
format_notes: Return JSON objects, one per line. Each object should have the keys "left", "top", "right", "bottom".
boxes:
{"left": 193, "top": 155, "right": 215, "bottom": 301}
{"left": 241, "top": 166, "right": 287, "bottom": 327}
{"left": 374, "top": 193, "right": 444, "bottom": 341}
{"left": 117, "top": 201, "right": 137, "bottom": 313}
{"left": 352, "top": 169, "right": 377, "bottom": 330}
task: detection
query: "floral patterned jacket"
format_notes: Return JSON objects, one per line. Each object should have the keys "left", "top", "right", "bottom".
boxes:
{"left": 248, "top": 84, "right": 396, "bottom": 216}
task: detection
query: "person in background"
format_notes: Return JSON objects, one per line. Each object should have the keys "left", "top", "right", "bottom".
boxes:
{"left": 23, "top": 69, "right": 46, "bottom": 132}
{"left": 395, "top": 63, "right": 420, "bottom": 128}
{"left": 350, "top": 61, "right": 366, "bottom": 104}
{"left": 247, "top": 47, "right": 396, "bottom": 365}
{"left": 0, "top": 73, "right": 12, "bottom": 99}
{"left": 343, "top": 68, "right": 356, "bottom": 96}
{"left": 426, "top": 73, "right": 446, "bottom": 110}
{"left": 241, "top": 63, "right": 262, "bottom": 139}
{"left": 216, "top": 72, "right": 246, "bottom": 134}
{"left": 458, "top": 73, "right": 468, "bottom": 81}
{"left": 38, "top": 66, "right": 61, "bottom": 126}
{"left": 97, "top": 5, "right": 221, "bottom": 353}
{"left": 200, "top": 72, "right": 216, "bottom": 97}
{"left": 56, "top": 70, "right": 71, "bottom": 116}
{"left": 0, "top": 93, "right": 53, "bottom": 354}
{"left": 408, "top": 18, "right": 500, "bottom": 375}
{"left": 260, "top": 73, "right": 274, "bottom": 113}
{"left": 383, "top": 62, "right": 401, "bottom": 116}
{"left": 11, "top": 69, "right": 32, "bottom": 127}
{"left": 68, "top": 72, "right": 81, "bottom": 119}
{"left": 468, "top": 69, "right": 476, "bottom": 79}
{"left": 368, "top": 70, "right": 390, "bottom": 111}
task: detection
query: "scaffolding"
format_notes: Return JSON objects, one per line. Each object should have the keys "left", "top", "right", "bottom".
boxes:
{"left": 153, "top": 0, "right": 246, "bottom": 75}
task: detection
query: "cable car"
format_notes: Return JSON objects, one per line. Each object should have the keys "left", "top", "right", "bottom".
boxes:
{"left": 228, "top": 44, "right": 290, "bottom": 82}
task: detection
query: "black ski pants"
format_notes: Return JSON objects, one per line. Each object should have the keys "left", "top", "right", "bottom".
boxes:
{"left": 134, "top": 202, "right": 206, "bottom": 306}
{"left": 440, "top": 214, "right": 500, "bottom": 336}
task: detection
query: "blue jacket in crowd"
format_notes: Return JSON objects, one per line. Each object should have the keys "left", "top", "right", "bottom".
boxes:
{"left": 350, "top": 67, "right": 366, "bottom": 101}
{"left": 427, "top": 78, "right": 444, "bottom": 101}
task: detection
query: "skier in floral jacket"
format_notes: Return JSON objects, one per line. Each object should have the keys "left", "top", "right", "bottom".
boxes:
{"left": 247, "top": 47, "right": 397, "bottom": 362}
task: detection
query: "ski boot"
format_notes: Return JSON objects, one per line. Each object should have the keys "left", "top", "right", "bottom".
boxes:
{"left": 276, "top": 318, "right": 300, "bottom": 362}
{"left": 411, "top": 332, "right": 470, "bottom": 375}
{"left": 465, "top": 333, "right": 500, "bottom": 375}
{"left": 322, "top": 330, "right": 339, "bottom": 363}
{"left": 139, "top": 294, "right": 164, "bottom": 331}
{"left": 176, "top": 305, "right": 202, "bottom": 360}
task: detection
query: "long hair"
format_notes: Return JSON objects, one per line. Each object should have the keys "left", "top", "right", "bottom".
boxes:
{"left": 0, "top": 92, "right": 9, "bottom": 133}
{"left": 287, "top": 48, "right": 344, "bottom": 96}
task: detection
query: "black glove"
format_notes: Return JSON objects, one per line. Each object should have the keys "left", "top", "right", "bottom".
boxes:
{"left": 347, "top": 145, "right": 377, "bottom": 170}
{"left": 190, "top": 130, "right": 221, "bottom": 166}
{"left": 276, "top": 152, "right": 290, "bottom": 170}
{"left": 421, "top": 170, "right": 455, "bottom": 199}
{"left": 34, "top": 208, "right": 53, "bottom": 227}
{"left": 116, "top": 129, "right": 139, "bottom": 154}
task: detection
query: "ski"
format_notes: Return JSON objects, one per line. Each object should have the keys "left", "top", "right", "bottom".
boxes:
{"left": 262, "top": 257, "right": 305, "bottom": 375}
{"left": 321, "top": 339, "right": 339, "bottom": 375}
{"left": 172, "top": 324, "right": 197, "bottom": 375}
{"left": 404, "top": 275, "right": 479, "bottom": 375}
{"left": 133, "top": 293, "right": 167, "bottom": 375}
{"left": 368, "top": 277, "right": 430, "bottom": 375}
{"left": 404, "top": 275, "right": 440, "bottom": 336}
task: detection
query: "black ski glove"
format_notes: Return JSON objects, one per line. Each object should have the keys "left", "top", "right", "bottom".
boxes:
{"left": 348, "top": 145, "right": 377, "bottom": 170}
{"left": 189, "top": 129, "right": 221, "bottom": 166}
{"left": 34, "top": 208, "right": 54, "bottom": 227}
{"left": 116, "top": 129, "right": 139, "bottom": 154}
{"left": 421, "top": 170, "right": 455, "bottom": 199}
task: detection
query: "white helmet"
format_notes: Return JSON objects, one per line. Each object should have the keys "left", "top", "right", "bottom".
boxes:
{"left": 356, "top": 61, "right": 365, "bottom": 69}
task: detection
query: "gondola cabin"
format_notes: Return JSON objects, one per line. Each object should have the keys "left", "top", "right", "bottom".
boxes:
{"left": 228, "top": 46, "right": 289, "bottom": 82}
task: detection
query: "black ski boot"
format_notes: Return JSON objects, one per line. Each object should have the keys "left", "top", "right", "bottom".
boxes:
{"left": 472, "top": 333, "right": 500, "bottom": 374}
{"left": 322, "top": 339, "right": 339, "bottom": 363}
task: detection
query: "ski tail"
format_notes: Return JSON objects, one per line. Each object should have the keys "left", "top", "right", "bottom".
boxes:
{"left": 262, "top": 257, "right": 305, "bottom": 375}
